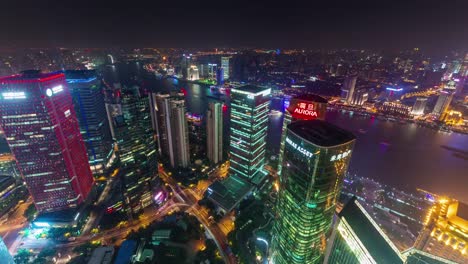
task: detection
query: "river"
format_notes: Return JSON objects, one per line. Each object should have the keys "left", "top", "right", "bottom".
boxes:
{"left": 182, "top": 83, "right": 468, "bottom": 203}
{"left": 102, "top": 63, "right": 468, "bottom": 203}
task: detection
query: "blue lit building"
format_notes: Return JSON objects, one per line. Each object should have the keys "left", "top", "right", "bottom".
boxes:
{"left": 65, "top": 70, "right": 114, "bottom": 176}
{"left": 0, "top": 237, "right": 14, "bottom": 264}
{"left": 217, "top": 67, "right": 224, "bottom": 85}
{"left": 115, "top": 239, "right": 138, "bottom": 264}
{"left": 385, "top": 86, "right": 405, "bottom": 101}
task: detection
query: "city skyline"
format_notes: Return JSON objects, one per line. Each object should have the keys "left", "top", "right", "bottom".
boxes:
{"left": 0, "top": 1, "right": 467, "bottom": 53}
{"left": 0, "top": 24, "right": 466, "bottom": 263}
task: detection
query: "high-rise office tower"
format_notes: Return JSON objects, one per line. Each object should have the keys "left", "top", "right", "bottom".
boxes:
{"left": 208, "top": 63, "right": 217, "bottom": 80}
{"left": 149, "top": 93, "right": 169, "bottom": 155}
{"left": 221, "top": 56, "right": 230, "bottom": 80}
{"left": 432, "top": 91, "right": 454, "bottom": 120}
{"left": 187, "top": 65, "right": 199, "bottom": 81}
{"left": 350, "top": 88, "right": 369, "bottom": 106}
{"left": 411, "top": 97, "right": 428, "bottom": 116}
{"left": 414, "top": 198, "right": 468, "bottom": 263}
{"left": 216, "top": 67, "right": 224, "bottom": 85}
{"left": 271, "top": 120, "right": 355, "bottom": 264}
{"left": 0, "top": 237, "right": 14, "bottom": 264}
{"left": 277, "top": 95, "right": 327, "bottom": 176}
{"left": 0, "top": 71, "right": 93, "bottom": 212}
{"left": 65, "top": 70, "right": 113, "bottom": 176}
{"left": 229, "top": 85, "right": 270, "bottom": 185}
{"left": 324, "top": 197, "right": 404, "bottom": 264}
{"left": 150, "top": 92, "right": 190, "bottom": 168}
{"left": 110, "top": 85, "right": 157, "bottom": 214}
{"left": 341, "top": 74, "right": 357, "bottom": 104}
{"left": 168, "top": 99, "right": 190, "bottom": 168}
{"left": 206, "top": 102, "right": 223, "bottom": 164}
{"left": 455, "top": 76, "right": 466, "bottom": 96}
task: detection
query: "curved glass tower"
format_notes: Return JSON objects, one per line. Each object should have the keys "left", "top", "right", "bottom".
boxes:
{"left": 277, "top": 94, "right": 327, "bottom": 176}
{"left": 271, "top": 120, "right": 355, "bottom": 264}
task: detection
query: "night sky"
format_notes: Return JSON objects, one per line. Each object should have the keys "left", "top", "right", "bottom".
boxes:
{"left": 2, "top": 0, "right": 468, "bottom": 52}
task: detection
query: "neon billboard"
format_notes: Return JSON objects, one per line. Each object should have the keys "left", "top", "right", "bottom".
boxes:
{"left": 287, "top": 98, "right": 327, "bottom": 120}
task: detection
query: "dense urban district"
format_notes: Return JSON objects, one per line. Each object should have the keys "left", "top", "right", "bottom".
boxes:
{"left": 0, "top": 48, "right": 466, "bottom": 264}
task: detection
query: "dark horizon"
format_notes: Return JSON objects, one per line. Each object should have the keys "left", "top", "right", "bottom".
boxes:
{"left": 2, "top": 1, "right": 468, "bottom": 54}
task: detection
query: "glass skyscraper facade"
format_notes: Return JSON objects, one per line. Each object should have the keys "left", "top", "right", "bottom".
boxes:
{"left": 0, "top": 237, "right": 14, "bottom": 264}
{"left": 65, "top": 70, "right": 113, "bottom": 176}
{"left": 0, "top": 71, "right": 94, "bottom": 212}
{"left": 229, "top": 85, "right": 270, "bottom": 185}
{"left": 110, "top": 85, "right": 157, "bottom": 214}
{"left": 221, "top": 56, "right": 230, "bottom": 80}
{"left": 277, "top": 95, "right": 327, "bottom": 176}
{"left": 324, "top": 197, "right": 404, "bottom": 264}
{"left": 271, "top": 120, "right": 355, "bottom": 264}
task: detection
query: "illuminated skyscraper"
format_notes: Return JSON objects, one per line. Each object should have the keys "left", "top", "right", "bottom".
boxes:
{"left": 206, "top": 102, "right": 223, "bottom": 164}
{"left": 187, "top": 65, "right": 199, "bottom": 81}
{"left": 271, "top": 120, "right": 355, "bottom": 264}
{"left": 324, "top": 197, "right": 404, "bottom": 264}
{"left": 411, "top": 97, "right": 428, "bottom": 116}
{"left": 208, "top": 63, "right": 217, "bottom": 80}
{"left": 414, "top": 198, "right": 468, "bottom": 263}
{"left": 0, "top": 237, "right": 14, "bottom": 264}
{"left": 432, "top": 91, "right": 454, "bottom": 120}
{"left": 110, "top": 85, "right": 157, "bottom": 214}
{"left": 341, "top": 74, "right": 357, "bottom": 104}
{"left": 0, "top": 71, "right": 93, "bottom": 212}
{"left": 277, "top": 95, "right": 327, "bottom": 176}
{"left": 229, "top": 85, "right": 270, "bottom": 185}
{"left": 221, "top": 56, "right": 230, "bottom": 80}
{"left": 216, "top": 67, "right": 224, "bottom": 85}
{"left": 150, "top": 92, "right": 189, "bottom": 168}
{"left": 65, "top": 70, "right": 113, "bottom": 176}
{"left": 350, "top": 88, "right": 369, "bottom": 106}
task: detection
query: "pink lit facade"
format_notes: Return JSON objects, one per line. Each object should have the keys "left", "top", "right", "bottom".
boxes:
{"left": 0, "top": 72, "right": 93, "bottom": 212}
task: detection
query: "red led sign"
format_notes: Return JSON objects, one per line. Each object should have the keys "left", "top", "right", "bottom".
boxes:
{"left": 287, "top": 99, "right": 326, "bottom": 120}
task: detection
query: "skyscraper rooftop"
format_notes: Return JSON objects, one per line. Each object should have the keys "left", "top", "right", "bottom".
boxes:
{"left": 337, "top": 197, "right": 403, "bottom": 263}
{"left": 0, "top": 70, "right": 63, "bottom": 82}
{"left": 288, "top": 120, "right": 356, "bottom": 147}
{"left": 231, "top": 85, "right": 270, "bottom": 95}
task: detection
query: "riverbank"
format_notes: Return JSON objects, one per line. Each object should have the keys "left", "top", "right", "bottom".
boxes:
{"left": 327, "top": 104, "right": 468, "bottom": 135}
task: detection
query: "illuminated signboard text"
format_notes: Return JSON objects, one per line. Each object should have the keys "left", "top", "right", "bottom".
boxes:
{"left": 2, "top": 92, "right": 26, "bottom": 99}
{"left": 330, "top": 150, "right": 352, "bottom": 161}
{"left": 286, "top": 137, "right": 313, "bottom": 158}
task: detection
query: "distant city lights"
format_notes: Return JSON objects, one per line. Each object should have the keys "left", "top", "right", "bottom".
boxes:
{"left": 386, "top": 87, "right": 403, "bottom": 92}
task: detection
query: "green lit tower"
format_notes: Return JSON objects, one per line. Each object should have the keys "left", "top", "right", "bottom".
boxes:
{"left": 277, "top": 94, "right": 327, "bottom": 176}
{"left": 229, "top": 85, "right": 270, "bottom": 185}
{"left": 271, "top": 120, "right": 355, "bottom": 264}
